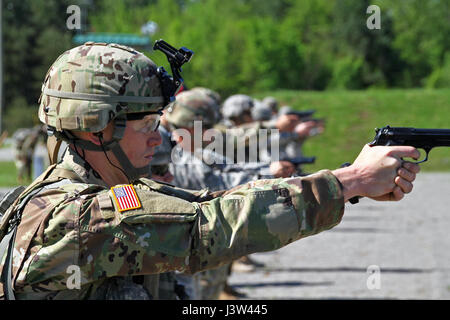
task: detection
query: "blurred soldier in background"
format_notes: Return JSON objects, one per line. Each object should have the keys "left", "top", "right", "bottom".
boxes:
{"left": 220, "top": 94, "right": 255, "bottom": 127}
{"left": 276, "top": 106, "right": 325, "bottom": 175}
{"left": 30, "top": 125, "right": 49, "bottom": 179}
{"left": 12, "top": 126, "right": 47, "bottom": 183}
{"left": 220, "top": 95, "right": 319, "bottom": 175}
{"left": 12, "top": 128, "right": 33, "bottom": 184}
{"left": 219, "top": 94, "right": 285, "bottom": 167}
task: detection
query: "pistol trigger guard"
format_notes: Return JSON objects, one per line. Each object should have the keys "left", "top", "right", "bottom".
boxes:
{"left": 412, "top": 148, "right": 430, "bottom": 164}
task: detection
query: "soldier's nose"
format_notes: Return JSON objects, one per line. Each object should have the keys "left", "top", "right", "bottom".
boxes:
{"left": 147, "top": 130, "right": 162, "bottom": 147}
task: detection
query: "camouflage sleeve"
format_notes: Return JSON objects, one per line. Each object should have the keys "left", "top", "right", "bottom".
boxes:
{"left": 187, "top": 169, "right": 344, "bottom": 272}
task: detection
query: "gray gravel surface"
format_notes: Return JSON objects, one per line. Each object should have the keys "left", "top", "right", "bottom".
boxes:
{"left": 228, "top": 172, "right": 450, "bottom": 300}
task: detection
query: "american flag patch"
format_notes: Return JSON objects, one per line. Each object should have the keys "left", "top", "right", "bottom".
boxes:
{"left": 111, "top": 184, "right": 142, "bottom": 212}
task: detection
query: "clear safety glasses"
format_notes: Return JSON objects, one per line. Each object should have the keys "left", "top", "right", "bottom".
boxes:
{"left": 127, "top": 113, "right": 161, "bottom": 133}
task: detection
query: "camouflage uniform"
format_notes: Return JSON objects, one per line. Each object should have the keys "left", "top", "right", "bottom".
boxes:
{"left": 0, "top": 43, "right": 345, "bottom": 300}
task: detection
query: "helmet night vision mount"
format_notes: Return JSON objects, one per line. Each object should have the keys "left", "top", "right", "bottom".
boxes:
{"left": 153, "top": 39, "right": 194, "bottom": 105}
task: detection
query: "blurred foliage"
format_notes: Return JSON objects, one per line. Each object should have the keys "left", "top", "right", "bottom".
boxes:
{"left": 1, "top": 0, "right": 449, "bottom": 134}
{"left": 2, "top": 0, "right": 82, "bottom": 134}
{"left": 89, "top": 0, "right": 449, "bottom": 96}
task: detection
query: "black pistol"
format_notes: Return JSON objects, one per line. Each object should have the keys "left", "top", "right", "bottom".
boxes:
{"left": 369, "top": 125, "right": 450, "bottom": 163}
{"left": 282, "top": 156, "right": 316, "bottom": 166}
{"left": 282, "top": 156, "right": 316, "bottom": 176}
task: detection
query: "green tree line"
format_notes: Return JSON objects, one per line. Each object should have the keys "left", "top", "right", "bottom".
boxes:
{"left": 2, "top": 0, "right": 449, "bottom": 133}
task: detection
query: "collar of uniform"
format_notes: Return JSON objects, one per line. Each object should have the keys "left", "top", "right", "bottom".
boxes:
{"left": 56, "top": 147, "right": 109, "bottom": 188}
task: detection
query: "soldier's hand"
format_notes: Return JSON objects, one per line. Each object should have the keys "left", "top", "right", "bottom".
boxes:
{"left": 270, "top": 161, "right": 296, "bottom": 178}
{"left": 294, "top": 121, "right": 318, "bottom": 138}
{"left": 332, "top": 145, "right": 421, "bottom": 202}
{"left": 369, "top": 160, "right": 421, "bottom": 201}
{"left": 275, "top": 114, "right": 300, "bottom": 132}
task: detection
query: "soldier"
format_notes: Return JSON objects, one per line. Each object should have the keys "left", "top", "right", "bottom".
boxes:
{"left": 275, "top": 106, "right": 324, "bottom": 174}
{"left": 0, "top": 43, "right": 420, "bottom": 300}
{"left": 219, "top": 94, "right": 282, "bottom": 165}
{"left": 13, "top": 126, "right": 47, "bottom": 184}
{"left": 220, "top": 94, "right": 255, "bottom": 127}
{"left": 12, "top": 128, "right": 33, "bottom": 184}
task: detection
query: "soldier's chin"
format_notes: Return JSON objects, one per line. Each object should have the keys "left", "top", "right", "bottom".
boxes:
{"left": 142, "top": 155, "right": 153, "bottom": 166}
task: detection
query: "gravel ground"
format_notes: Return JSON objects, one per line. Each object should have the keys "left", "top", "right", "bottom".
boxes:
{"left": 228, "top": 172, "right": 450, "bottom": 300}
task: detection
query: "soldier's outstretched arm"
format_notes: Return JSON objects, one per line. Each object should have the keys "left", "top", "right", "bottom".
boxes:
{"left": 17, "top": 145, "right": 419, "bottom": 292}
{"left": 89, "top": 146, "right": 419, "bottom": 276}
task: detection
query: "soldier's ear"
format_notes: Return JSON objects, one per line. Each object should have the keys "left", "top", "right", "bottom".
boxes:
{"left": 171, "top": 130, "right": 184, "bottom": 144}
{"left": 86, "top": 132, "right": 103, "bottom": 145}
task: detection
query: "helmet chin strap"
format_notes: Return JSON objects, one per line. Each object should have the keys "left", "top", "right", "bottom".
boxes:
{"left": 56, "top": 114, "right": 150, "bottom": 183}
{"left": 103, "top": 138, "right": 150, "bottom": 183}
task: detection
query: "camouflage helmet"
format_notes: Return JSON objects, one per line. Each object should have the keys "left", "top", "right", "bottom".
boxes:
{"left": 38, "top": 41, "right": 191, "bottom": 182}
{"left": 190, "top": 87, "right": 222, "bottom": 122}
{"left": 190, "top": 87, "right": 221, "bottom": 105}
{"left": 262, "top": 96, "right": 278, "bottom": 112}
{"left": 39, "top": 42, "right": 165, "bottom": 133}
{"left": 221, "top": 94, "right": 254, "bottom": 120}
{"left": 164, "top": 89, "right": 220, "bottom": 128}
{"left": 251, "top": 99, "right": 272, "bottom": 121}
